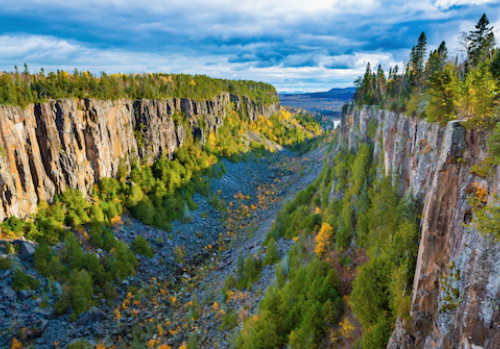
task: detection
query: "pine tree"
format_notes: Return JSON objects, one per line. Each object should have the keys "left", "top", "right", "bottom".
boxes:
{"left": 411, "top": 32, "right": 427, "bottom": 88}
{"left": 236, "top": 252, "right": 245, "bottom": 281}
{"left": 34, "top": 240, "right": 53, "bottom": 276}
{"left": 491, "top": 49, "right": 500, "bottom": 79}
{"left": 263, "top": 238, "right": 279, "bottom": 265}
{"left": 468, "top": 14, "right": 496, "bottom": 65}
{"left": 425, "top": 66, "right": 459, "bottom": 123}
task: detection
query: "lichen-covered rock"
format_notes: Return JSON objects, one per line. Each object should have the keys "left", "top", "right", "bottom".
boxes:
{"left": 336, "top": 105, "right": 500, "bottom": 349}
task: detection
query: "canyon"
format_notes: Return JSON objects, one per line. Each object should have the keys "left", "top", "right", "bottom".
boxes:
{"left": 0, "top": 94, "right": 278, "bottom": 222}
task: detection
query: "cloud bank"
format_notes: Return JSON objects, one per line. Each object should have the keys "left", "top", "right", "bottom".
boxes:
{"left": 1, "top": 0, "right": 499, "bottom": 92}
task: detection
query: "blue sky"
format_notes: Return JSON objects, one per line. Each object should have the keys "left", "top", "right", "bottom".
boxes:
{"left": 1, "top": 0, "right": 499, "bottom": 92}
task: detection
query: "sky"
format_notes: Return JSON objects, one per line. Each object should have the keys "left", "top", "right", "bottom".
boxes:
{"left": 1, "top": 0, "right": 499, "bottom": 92}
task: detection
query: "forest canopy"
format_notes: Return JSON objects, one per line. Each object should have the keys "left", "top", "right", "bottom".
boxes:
{"left": 0, "top": 68, "right": 278, "bottom": 108}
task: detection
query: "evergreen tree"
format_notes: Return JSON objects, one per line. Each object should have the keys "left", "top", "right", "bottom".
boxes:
{"left": 468, "top": 13, "right": 496, "bottom": 65}
{"left": 263, "top": 238, "right": 279, "bottom": 265}
{"left": 236, "top": 251, "right": 245, "bottom": 281}
{"left": 411, "top": 32, "right": 427, "bottom": 88}
{"left": 425, "top": 66, "right": 459, "bottom": 123}
{"left": 491, "top": 49, "right": 500, "bottom": 79}
{"left": 34, "top": 240, "right": 53, "bottom": 276}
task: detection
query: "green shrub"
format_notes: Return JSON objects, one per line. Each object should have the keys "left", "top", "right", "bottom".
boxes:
{"left": 263, "top": 238, "right": 279, "bottom": 265}
{"left": 0, "top": 257, "right": 12, "bottom": 270}
{"left": 60, "top": 232, "right": 84, "bottom": 270}
{"left": 103, "top": 281, "right": 118, "bottom": 300}
{"left": 1, "top": 216, "right": 24, "bottom": 235}
{"left": 12, "top": 269, "right": 40, "bottom": 292}
{"left": 105, "top": 241, "right": 138, "bottom": 280}
{"left": 131, "top": 235, "right": 154, "bottom": 258}
{"left": 34, "top": 240, "right": 53, "bottom": 276}
{"left": 224, "top": 274, "right": 236, "bottom": 292}
{"left": 132, "top": 200, "right": 156, "bottom": 225}
{"left": 219, "top": 309, "right": 238, "bottom": 330}
{"left": 236, "top": 253, "right": 262, "bottom": 290}
{"left": 54, "top": 269, "right": 93, "bottom": 318}
{"left": 186, "top": 195, "right": 197, "bottom": 211}
{"left": 37, "top": 216, "right": 65, "bottom": 245}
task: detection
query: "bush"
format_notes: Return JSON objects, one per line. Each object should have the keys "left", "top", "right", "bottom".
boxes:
{"left": 1, "top": 216, "right": 24, "bottom": 235}
{"left": 0, "top": 257, "right": 12, "bottom": 270}
{"left": 236, "top": 253, "right": 262, "bottom": 290}
{"left": 103, "top": 281, "right": 117, "bottom": 300}
{"left": 34, "top": 240, "right": 53, "bottom": 276}
{"left": 131, "top": 235, "right": 154, "bottom": 258}
{"left": 132, "top": 200, "right": 156, "bottom": 225}
{"left": 263, "top": 238, "right": 279, "bottom": 265}
{"left": 37, "top": 216, "right": 65, "bottom": 245}
{"left": 224, "top": 274, "right": 236, "bottom": 292}
{"left": 105, "top": 241, "right": 138, "bottom": 281}
{"left": 12, "top": 269, "right": 40, "bottom": 292}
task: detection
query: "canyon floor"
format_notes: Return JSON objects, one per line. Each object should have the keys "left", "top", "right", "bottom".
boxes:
{"left": 0, "top": 142, "right": 328, "bottom": 349}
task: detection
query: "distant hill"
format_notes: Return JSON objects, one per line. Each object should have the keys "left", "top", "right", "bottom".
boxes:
{"left": 279, "top": 87, "right": 355, "bottom": 115}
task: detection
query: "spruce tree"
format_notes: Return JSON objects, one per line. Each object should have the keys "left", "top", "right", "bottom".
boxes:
{"left": 468, "top": 13, "right": 496, "bottom": 65}
{"left": 491, "top": 49, "right": 500, "bottom": 79}
{"left": 236, "top": 251, "right": 245, "bottom": 281}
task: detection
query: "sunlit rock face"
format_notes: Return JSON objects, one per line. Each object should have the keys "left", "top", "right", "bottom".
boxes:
{"left": 0, "top": 93, "right": 279, "bottom": 221}
{"left": 336, "top": 105, "right": 500, "bottom": 349}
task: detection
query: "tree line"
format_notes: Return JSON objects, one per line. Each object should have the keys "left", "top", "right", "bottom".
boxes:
{"left": 0, "top": 68, "right": 279, "bottom": 108}
{"left": 355, "top": 13, "right": 500, "bottom": 128}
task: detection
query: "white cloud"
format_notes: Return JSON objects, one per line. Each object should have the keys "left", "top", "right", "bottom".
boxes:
{"left": 1, "top": 0, "right": 499, "bottom": 91}
{"left": 435, "top": 0, "right": 499, "bottom": 9}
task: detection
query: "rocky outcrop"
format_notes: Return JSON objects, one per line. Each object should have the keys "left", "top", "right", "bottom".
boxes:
{"left": 337, "top": 105, "right": 500, "bottom": 349}
{"left": 230, "top": 94, "right": 280, "bottom": 122}
{"left": 0, "top": 93, "right": 278, "bottom": 221}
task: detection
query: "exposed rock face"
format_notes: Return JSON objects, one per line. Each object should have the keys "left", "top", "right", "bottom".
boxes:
{"left": 337, "top": 105, "right": 500, "bottom": 349}
{"left": 0, "top": 93, "right": 278, "bottom": 221}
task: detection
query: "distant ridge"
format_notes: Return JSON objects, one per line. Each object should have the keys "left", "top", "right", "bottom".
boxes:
{"left": 279, "top": 87, "right": 355, "bottom": 114}
{"left": 280, "top": 87, "right": 355, "bottom": 99}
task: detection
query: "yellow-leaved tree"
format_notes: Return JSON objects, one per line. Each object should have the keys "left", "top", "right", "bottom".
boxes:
{"left": 315, "top": 222, "right": 334, "bottom": 258}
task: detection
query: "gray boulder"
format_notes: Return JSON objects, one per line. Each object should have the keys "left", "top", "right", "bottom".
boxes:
{"left": 34, "top": 307, "right": 56, "bottom": 320}
{"left": 18, "top": 289, "right": 31, "bottom": 301}
{"left": 77, "top": 306, "right": 106, "bottom": 326}
{"left": 19, "top": 242, "right": 36, "bottom": 261}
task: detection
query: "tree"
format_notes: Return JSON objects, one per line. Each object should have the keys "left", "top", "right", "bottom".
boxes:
{"left": 34, "top": 240, "right": 53, "bottom": 276}
{"left": 314, "top": 223, "right": 334, "bottom": 258}
{"left": 411, "top": 32, "right": 427, "bottom": 88}
{"left": 491, "top": 49, "right": 500, "bottom": 79}
{"left": 468, "top": 14, "right": 496, "bottom": 65}
{"left": 61, "top": 232, "right": 84, "bottom": 270}
{"left": 131, "top": 235, "right": 154, "bottom": 258}
{"left": 236, "top": 252, "right": 245, "bottom": 280}
{"left": 425, "top": 66, "right": 459, "bottom": 124}
{"left": 263, "top": 238, "right": 279, "bottom": 265}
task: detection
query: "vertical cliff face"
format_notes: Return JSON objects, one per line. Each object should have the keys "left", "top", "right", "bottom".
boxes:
{"left": 338, "top": 105, "right": 500, "bottom": 349}
{"left": 0, "top": 93, "right": 278, "bottom": 222}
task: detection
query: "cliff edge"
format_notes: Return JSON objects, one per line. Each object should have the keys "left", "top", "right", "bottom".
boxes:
{"left": 337, "top": 105, "right": 500, "bottom": 349}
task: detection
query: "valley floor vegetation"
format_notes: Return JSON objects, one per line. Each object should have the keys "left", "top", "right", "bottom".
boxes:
{"left": 234, "top": 128, "right": 420, "bottom": 348}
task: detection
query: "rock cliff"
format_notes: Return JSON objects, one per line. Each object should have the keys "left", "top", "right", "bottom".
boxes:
{"left": 0, "top": 93, "right": 279, "bottom": 222}
{"left": 337, "top": 105, "right": 500, "bottom": 349}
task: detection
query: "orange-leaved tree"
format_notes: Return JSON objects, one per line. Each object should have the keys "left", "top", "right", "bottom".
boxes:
{"left": 315, "top": 222, "right": 334, "bottom": 258}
